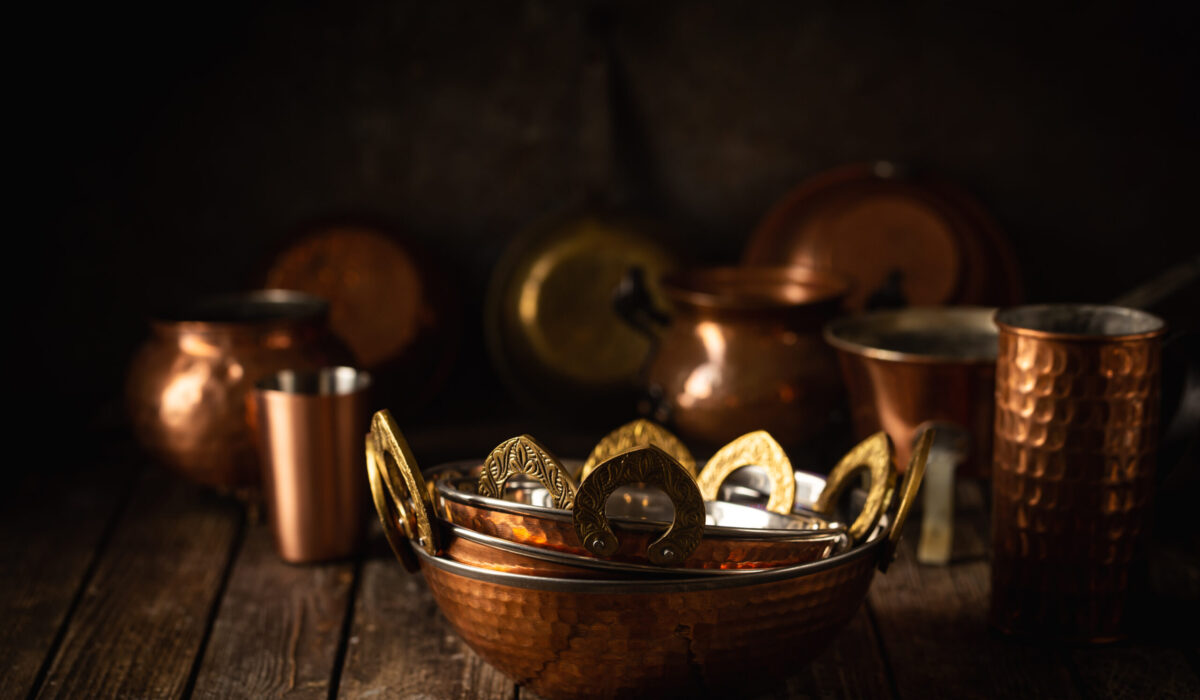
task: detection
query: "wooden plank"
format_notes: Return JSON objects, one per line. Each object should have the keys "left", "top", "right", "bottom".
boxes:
{"left": 336, "top": 540, "right": 514, "bottom": 700}
{"left": 868, "top": 481, "right": 1081, "bottom": 700}
{"left": 190, "top": 524, "right": 356, "bottom": 699}
{"left": 0, "top": 453, "right": 135, "bottom": 699}
{"left": 1070, "top": 646, "right": 1200, "bottom": 700}
{"left": 752, "top": 606, "right": 894, "bottom": 700}
{"left": 34, "top": 466, "right": 243, "bottom": 699}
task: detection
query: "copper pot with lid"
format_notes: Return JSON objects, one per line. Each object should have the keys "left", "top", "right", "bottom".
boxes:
{"left": 618, "top": 265, "right": 851, "bottom": 453}
{"left": 126, "top": 290, "right": 351, "bottom": 492}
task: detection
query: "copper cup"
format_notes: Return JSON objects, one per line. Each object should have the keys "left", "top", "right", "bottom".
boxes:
{"left": 253, "top": 367, "right": 372, "bottom": 563}
{"left": 990, "top": 304, "right": 1167, "bottom": 642}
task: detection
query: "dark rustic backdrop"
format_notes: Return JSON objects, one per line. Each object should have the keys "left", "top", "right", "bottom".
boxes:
{"left": 22, "top": 0, "right": 1199, "bottom": 429}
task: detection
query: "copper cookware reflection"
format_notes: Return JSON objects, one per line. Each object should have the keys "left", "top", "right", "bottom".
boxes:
{"left": 990, "top": 304, "right": 1167, "bottom": 643}
{"left": 126, "top": 290, "right": 350, "bottom": 492}
{"left": 372, "top": 437, "right": 930, "bottom": 700}
{"left": 623, "top": 265, "right": 850, "bottom": 453}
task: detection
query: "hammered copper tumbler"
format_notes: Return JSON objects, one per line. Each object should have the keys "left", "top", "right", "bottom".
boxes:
{"left": 253, "top": 367, "right": 372, "bottom": 563}
{"left": 990, "top": 305, "right": 1166, "bottom": 642}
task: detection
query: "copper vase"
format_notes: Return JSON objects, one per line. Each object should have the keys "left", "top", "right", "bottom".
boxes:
{"left": 990, "top": 304, "right": 1166, "bottom": 642}
{"left": 634, "top": 266, "right": 849, "bottom": 453}
{"left": 126, "top": 290, "right": 350, "bottom": 492}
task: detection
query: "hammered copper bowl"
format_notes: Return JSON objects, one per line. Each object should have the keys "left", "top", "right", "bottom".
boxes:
{"left": 415, "top": 515, "right": 898, "bottom": 699}
{"left": 367, "top": 414, "right": 927, "bottom": 699}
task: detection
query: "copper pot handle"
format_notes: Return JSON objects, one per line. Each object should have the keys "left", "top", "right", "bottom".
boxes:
{"left": 581, "top": 419, "right": 697, "bottom": 480}
{"left": 479, "top": 435, "right": 577, "bottom": 509}
{"left": 367, "top": 410, "right": 438, "bottom": 564}
{"left": 814, "top": 432, "right": 895, "bottom": 542}
{"left": 878, "top": 428, "right": 933, "bottom": 572}
{"left": 573, "top": 445, "right": 705, "bottom": 566}
{"left": 695, "top": 430, "right": 796, "bottom": 515}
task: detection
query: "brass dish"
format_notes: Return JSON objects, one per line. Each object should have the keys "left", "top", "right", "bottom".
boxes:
{"left": 388, "top": 435, "right": 931, "bottom": 700}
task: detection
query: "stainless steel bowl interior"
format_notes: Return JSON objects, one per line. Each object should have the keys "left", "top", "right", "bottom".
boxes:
{"left": 824, "top": 306, "right": 998, "bottom": 363}
{"left": 994, "top": 304, "right": 1166, "bottom": 337}
{"left": 430, "top": 462, "right": 845, "bottom": 537}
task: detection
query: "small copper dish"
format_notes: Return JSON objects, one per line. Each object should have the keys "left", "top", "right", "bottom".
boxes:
{"left": 366, "top": 410, "right": 931, "bottom": 700}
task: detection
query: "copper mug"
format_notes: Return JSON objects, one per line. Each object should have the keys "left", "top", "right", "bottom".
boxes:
{"left": 617, "top": 266, "right": 850, "bottom": 454}
{"left": 990, "top": 304, "right": 1169, "bottom": 642}
{"left": 253, "top": 367, "right": 372, "bottom": 562}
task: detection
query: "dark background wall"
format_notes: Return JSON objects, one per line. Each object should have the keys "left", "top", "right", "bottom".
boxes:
{"left": 23, "top": 0, "right": 1199, "bottom": 428}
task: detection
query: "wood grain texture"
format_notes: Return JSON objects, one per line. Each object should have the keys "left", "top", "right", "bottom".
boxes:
{"left": 190, "top": 525, "right": 356, "bottom": 699}
{"left": 867, "top": 481, "right": 1080, "bottom": 700}
{"left": 753, "top": 606, "right": 894, "bottom": 700}
{"left": 0, "top": 458, "right": 134, "bottom": 699}
{"left": 336, "top": 541, "right": 515, "bottom": 700}
{"left": 1070, "top": 646, "right": 1200, "bottom": 700}
{"left": 34, "top": 467, "right": 242, "bottom": 700}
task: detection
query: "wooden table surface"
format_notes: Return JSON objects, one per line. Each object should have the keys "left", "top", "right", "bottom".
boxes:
{"left": 3, "top": 437, "right": 1198, "bottom": 700}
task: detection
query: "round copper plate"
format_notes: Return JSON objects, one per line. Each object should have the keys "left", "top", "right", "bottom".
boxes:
{"left": 745, "top": 162, "right": 1021, "bottom": 310}
{"left": 265, "top": 223, "right": 456, "bottom": 405}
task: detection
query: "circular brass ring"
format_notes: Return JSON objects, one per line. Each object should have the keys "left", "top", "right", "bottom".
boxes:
{"left": 370, "top": 409, "right": 437, "bottom": 555}
{"left": 581, "top": 419, "right": 697, "bottom": 480}
{"left": 479, "top": 435, "right": 577, "bottom": 509}
{"left": 366, "top": 434, "right": 419, "bottom": 572}
{"left": 815, "top": 432, "right": 895, "bottom": 541}
{"left": 695, "top": 430, "right": 796, "bottom": 514}
{"left": 573, "top": 446, "right": 705, "bottom": 565}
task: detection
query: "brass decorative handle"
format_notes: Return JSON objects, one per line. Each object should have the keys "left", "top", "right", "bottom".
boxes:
{"left": 367, "top": 410, "right": 437, "bottom": 561}
{"left": 695, "top": 430, "right": 795, "bottom": 514}
{"left": 815, "top": 432, "right": 895, "bottom": 542}
{"left": 879, "top": 428, "right": 932, "bottom": 571}
{"left": 572, "top": 446, "right": 705, "bottom": 566}
{"left": 580, "top": 419, "right": 697, "bottom": 480}
{"left": 366, "top": 434, "right": 418, "bottom": 572}
{"left": 478, "top": 435, "right": 577, "bottom": 509}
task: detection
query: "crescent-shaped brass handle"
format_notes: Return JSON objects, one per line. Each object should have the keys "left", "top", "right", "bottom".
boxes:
{"left": 368, "top": 409, "right": 438, "bottom": 558}
{"left": 366, "top": 434, "right": 419, "bottom": 572}
{"left": 879, "top": 428, "right": 933, "bottom": 571}
{"left": 815, "top": 432, "right": 895, "bottom": 542}
{"left": 572, "top": 445, "right": 705, "bottom": 565}
{"left": 695, "top": 430, "right": 796, "bottom": 514}
{"left": 580, "top": 419, "right": 697, "bottom": 480}
{"left": 478, "top": 435, "right": 577, "bottom": 509}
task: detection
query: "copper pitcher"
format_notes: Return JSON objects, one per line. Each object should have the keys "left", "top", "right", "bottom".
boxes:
{"left": 619, "top": 266, "right": 850, "bottom": 453}
{"left": 126, "top": 290, "right": 350, "bottom": 492}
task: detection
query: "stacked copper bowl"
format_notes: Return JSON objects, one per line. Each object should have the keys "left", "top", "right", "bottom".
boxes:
{"left": 367, "top": 412, "right": 930, "bottom": 699}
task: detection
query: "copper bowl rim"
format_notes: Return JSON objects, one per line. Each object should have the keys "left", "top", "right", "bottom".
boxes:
{"left": 993, "top": 304, "right": 1167, "bottom": 342}
{"left": 418, "top": 518, "right": 886, "bottom": 593}
{"left": 429, "top": 460, "right": 845, "bottom": 541}
{"left": 442, "top": 523, "right": 845, "bottom": 578}
{"left": 661, "top": 265, "right": 851, "bottom": 311}
{"left": 823, "top": 306, "right": 999, "bottom": 365}
{"left": 150, "top": 289, "right": 331, "bottom": 334}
